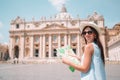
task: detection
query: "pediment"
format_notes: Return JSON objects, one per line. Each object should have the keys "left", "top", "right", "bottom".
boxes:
{"left": 42, "top": 23, "right": 67, "bottom": 30}
{"left": 11, "top": 16, "right": 24, "bottom": 24}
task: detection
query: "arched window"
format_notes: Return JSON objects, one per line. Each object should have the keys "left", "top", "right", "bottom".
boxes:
{"left": 15, "top": 36, "right": 19, "bottom": 43}
{"left": 34, "top": 36, "right": 39, "bottom": 42}
{"left": 46, "top": 36, "right": 49, "bottom": 42}
{"left": 71, "top": 35, "right": 76, "bottom": 42}
{"left": 52, "top": 35, "right": 57, "bottom": 43}
{"left": 61, "top": 36, "right": 64, "bottom": 42}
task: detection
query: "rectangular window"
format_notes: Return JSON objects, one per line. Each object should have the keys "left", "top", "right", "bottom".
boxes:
{"left": 16, "top": 24, "right": 19, "bottom": 29}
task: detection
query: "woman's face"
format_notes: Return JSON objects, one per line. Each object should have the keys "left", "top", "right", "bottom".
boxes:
{"left": 82, "top": 27, "right": 96, "bottom": 43}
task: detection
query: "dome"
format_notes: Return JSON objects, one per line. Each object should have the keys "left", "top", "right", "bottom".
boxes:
{"left": 60, "top": 5, "right": 67, "bottom": 13}
{"left": 55, "top": 5, "right": 72, "bottom": 19}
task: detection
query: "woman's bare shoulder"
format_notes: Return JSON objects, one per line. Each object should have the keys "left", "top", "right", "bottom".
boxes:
{"left": 84, "top": 43, "right": 94, "bottom": 54}
{"left": 85, "top": 43, "right": 93, "bottom": 48}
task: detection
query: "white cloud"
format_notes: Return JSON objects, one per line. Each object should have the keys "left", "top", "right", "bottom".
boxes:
{"left": 48, "top": 0, "right": 69, "bottom": 11}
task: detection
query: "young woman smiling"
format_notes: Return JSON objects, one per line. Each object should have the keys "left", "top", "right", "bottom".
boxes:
{"left": 62, "top": 22, "right": 106, "bottom": 80}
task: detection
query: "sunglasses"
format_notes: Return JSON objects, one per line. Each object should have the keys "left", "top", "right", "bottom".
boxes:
{"left": 82, "top": 31, "right": 93, "bottom": 35}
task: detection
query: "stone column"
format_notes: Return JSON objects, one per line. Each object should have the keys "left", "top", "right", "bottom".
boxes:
{"left": 80, "top": 36, "right": 84, "bottom": 57}
{"left": 42, "top": 35, "right": 45, "bottom": 58}
{"left": 9, "top": 37, "right": 14, "bottom": 59}
{"left": 58, "top": 34, "right": 61, "bottom": 48}
{"left": 39, "top": 35, "right": 42, "bottom": 58}
{"left": 20, "top": 36, "right": 24, "bottom": 59}
{"left": 64, "top": 34, "right": 67, "bottom": 46}
{"left": 68, "top": 34, "right": 71, "bottom": 46}
{"left": 49, "top": 34, "right": 52, "bottom": 58}
{"left": 77, "top": 34, "right": 80, "bottom": 56}
{"left": 100, "top": 35, "right": 106, "bottom": 59}
{"left": 30, "top": 35, "right": 34, "bottom": 58}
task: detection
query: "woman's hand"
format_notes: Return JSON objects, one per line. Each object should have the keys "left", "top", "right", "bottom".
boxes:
{"left": 62, "top": 57, "right": 71, "bottom": 65}
{"left": 68, "top": 53, "right": 81, "bottom": 61}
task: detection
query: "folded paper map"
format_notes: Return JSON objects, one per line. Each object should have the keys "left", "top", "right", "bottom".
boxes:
{"left": 57, "top": 45, "right": 80, "bottom": 72}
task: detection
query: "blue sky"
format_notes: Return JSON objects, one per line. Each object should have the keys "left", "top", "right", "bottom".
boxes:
{"left": 0, "top": 0, "right": 120, "bottom": 44}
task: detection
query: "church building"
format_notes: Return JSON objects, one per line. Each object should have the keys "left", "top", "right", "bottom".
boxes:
{"left": 9, "top": 5, "right": 107, "bottom": 62}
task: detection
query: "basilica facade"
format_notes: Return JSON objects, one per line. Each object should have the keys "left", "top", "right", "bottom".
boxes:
{"left": 9, "top": 6, "right": 107, "bottom": 62}
{"left": 107, "top": 23, "right": 120, "bottom": 61}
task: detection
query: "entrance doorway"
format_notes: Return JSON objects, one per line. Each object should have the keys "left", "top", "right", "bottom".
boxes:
{"left": 14, "top": 46, "right": 19, "bottom": 58}
{"left": 34, "top": 49, "right": 39, "bottom": 57}
{"left": 53, "top": 49, "right": 57, "bottom": 57}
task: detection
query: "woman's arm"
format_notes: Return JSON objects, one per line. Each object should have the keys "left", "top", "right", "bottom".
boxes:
{"left": 68, "top": 53, "right": 81, "bottom": 61}
{"left": 62, "top": 43, "right": 94, "bottom": 73}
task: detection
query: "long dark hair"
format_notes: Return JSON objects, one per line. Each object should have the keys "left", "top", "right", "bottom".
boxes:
{"left": 82, "top": 26, "right": 105, "bottom": 65}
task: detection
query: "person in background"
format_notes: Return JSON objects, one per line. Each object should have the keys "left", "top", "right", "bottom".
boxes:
{"left": 62, "top": 22, "right": 106, "bottom": 80}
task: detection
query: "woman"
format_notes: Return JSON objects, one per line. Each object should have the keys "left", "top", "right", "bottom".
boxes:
{"left": 62, "top": 22, "right": 106, "bottom": 80}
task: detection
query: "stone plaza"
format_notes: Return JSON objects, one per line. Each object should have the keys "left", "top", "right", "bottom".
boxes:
{"left": 0, "top": 63, "right": 120, "bottom": 80}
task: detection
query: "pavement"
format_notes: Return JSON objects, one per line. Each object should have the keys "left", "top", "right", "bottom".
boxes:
{"left": 0, "top": 63, "right": 120, "bottom": 80}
